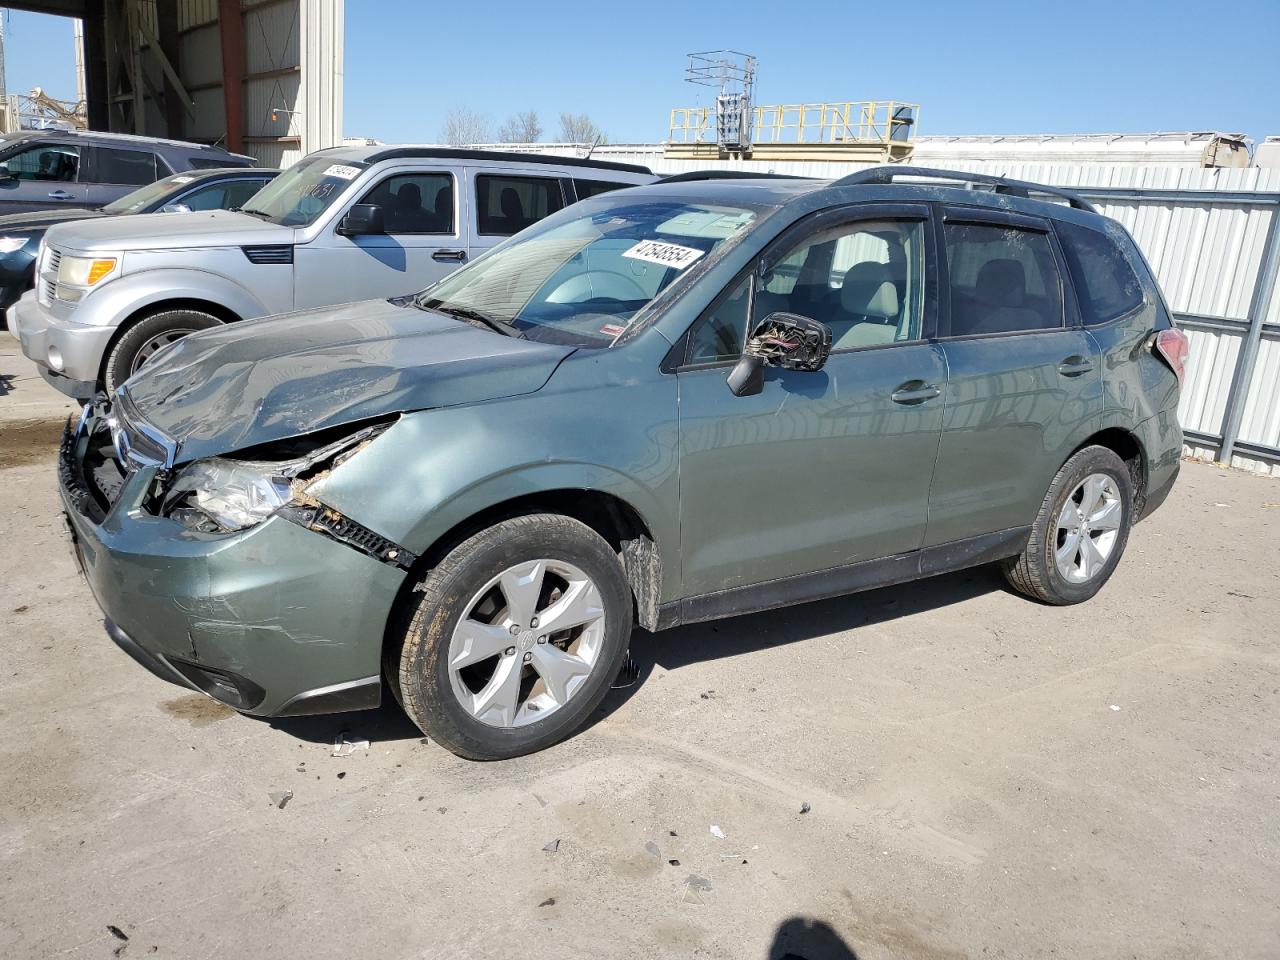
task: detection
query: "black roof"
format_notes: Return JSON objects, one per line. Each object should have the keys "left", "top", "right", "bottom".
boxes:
{"left": 330, "top": 145, "right": 652, "bottom": 176}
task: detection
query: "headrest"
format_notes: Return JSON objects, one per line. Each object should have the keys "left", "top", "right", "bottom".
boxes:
{"left": 395, "top": 182, "right": 422, "bottom": 209}
{"left": 434, "top": 184, "right": 452, "bottom": 220}
{"left": 976, "top": 258, "right": 1026, "bottom": 307}
{"left": 840, "top": 261, "right": 899, "bottom": 320}
{"left": 500, "top": 187, "right": 523, "bottom": 220}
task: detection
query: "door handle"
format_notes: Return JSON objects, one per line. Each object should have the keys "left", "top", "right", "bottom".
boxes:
{"left": 47, "top": 190, "right": 75, "bottom": 200}
{"left": 890, "top": 380, "right": 941, "bottom": 405}
{"left": 1058, "top": 355, "right": 1094, "bottom": 377}
{"left": 432, "top": 249, "right": 467, "bottom": 263}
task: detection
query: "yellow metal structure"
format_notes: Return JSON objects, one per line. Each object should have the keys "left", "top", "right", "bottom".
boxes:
{"left": 667, "top": 100, "right": 918, "bottom": 162}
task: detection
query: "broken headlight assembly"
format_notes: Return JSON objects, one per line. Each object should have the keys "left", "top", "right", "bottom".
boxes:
{"left": 159, "top": 420, "right": 393, "bottom": 534}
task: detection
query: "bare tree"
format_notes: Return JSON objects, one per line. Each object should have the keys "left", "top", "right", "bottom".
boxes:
{"left": 557, "top": 112, "right": 607, "bottom": 145}
{"left": 498, "top": 110, "right": 543, "bottom": 144}
{"left": 440, "top": 107, "right": 493, "bottom": 146}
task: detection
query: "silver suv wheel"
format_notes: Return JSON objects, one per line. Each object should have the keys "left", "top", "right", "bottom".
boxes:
{"left": 1055, "top": 473, "right": 1124, "bottom": 583}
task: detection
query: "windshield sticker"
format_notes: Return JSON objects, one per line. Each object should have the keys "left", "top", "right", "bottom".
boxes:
{"left": 322, "top": 163, "right": 362, "bottom": 180}
{"left": 599, "top": 323, "right": 627, "bottom": 337}
{"left": 621, "top": 239, "right": 705, "bottom": 270}
{"left": 169, "top": 175, "right": 195, "bottom": 185}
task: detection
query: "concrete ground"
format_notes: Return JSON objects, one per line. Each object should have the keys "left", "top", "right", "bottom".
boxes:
{"left": 1, "top": 330, "right": 1277, "bottom": 960}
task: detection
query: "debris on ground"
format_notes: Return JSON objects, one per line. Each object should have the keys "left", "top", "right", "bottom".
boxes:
{"left": 644, "top": 840, "right": 661, "bottom": 858}
{"left": 710, "top": 824, "right": 726, "bottom": 839}
{"left": 682, "top": 874, "right": 714, "bottom": 904}
{"left": 542, "top": 839, "right": 561, "bottom": 854}
{"left": 800, "top": 801, "right": 812, "bottom": 814}
{"left": 610, "top": 656, "right": 639, "bottom": 688}
{"left": 538, "top": 897, "right": 556, "bottom": 907}
{"left": 332, "top": 732, "right": 370, "bottom": 757}
{"left": 1110, "top": 705, "right": 1122, "bottom": 712}
{"left": 668, "top": 859, "right": 680, "bottom": 866}
{"left": 336, "top": 771, "right": 347, "bottom": 780}
{"left": 669, "top": 830, "right": 678, "bottom": 837}
{"left": 107, "top": 925, "right": 129, "bottom": 941}
{"left": 268, "top": 789, "right": 293, "bottom": 809}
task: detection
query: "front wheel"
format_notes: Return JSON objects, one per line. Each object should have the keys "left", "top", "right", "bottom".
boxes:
{"left": 1003, "top": 445, "right": 1134, "bottom": 605}
{"left": 102, "top": 308, "right": 223, "bottom": 393}
{"left": 391, "top": 514, "right": 634, "bottom": 760}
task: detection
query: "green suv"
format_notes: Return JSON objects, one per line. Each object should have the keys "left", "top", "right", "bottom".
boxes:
{"left": 59, "top": 168, "right": 1187, "bottom": 759}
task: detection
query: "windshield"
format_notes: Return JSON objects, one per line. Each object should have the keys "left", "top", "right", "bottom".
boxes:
{"left": 103, "top": 173, "right": 202, "bottom": 215}
{"left": 239, "top": 156, "right": 367, "bottom": 226}
{"left": 417, "top": 197, "right": 761, "bottom": 346}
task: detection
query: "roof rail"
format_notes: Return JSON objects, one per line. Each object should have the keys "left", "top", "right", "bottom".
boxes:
{"left": 656, "top": 170, "right": 810, "bottom": 184}
{"left": 832, "top": 165, "right": 1099, "bottom": 213}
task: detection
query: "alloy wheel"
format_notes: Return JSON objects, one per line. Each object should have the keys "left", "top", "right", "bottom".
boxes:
{"left": 131, "top": 328, "right": 197, "bottom": 373}
{"left": 447, "top": 558, "right": 606, "bottom": 728}
{"left": 1055, "top": 473, "right": 1124, "bottom": 583}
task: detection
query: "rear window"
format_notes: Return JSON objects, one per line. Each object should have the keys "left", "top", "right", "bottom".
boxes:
{"left": 944, "top": 221, "right": 1064, "bottom": 336}
{"left": 476, "top": 175, "right": 564, "bottom": 236}
{"left": 96, "top": 147, "right": 158, "bottom": 185}
{"left": 574, "top": 178, "right": 629, "bottom": 200}
{"left": 1056, "top": 220, "right": 1145, "bottom": 325}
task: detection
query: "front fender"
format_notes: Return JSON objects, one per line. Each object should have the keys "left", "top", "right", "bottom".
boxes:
{"left": 70, "top": 267, "right": 270, "bottom": 329}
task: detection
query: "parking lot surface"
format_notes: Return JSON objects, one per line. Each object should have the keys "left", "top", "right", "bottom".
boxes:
{"left": 1, "top": 333, "right": 1277, "bottom": 959}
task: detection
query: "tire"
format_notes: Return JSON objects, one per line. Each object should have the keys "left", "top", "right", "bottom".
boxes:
{"left": 391, "top": 514, "right": 633, "bottom": 760}
{"left": 1003, "top": 445, "right": 1134, "bottom": 605}
{"left": 102, "top": 308, "right": 223, "bottom": 393}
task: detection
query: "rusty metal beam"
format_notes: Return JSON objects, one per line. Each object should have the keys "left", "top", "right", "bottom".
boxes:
{"left": 217, "top": 0, "right": 245, "bottom": 153}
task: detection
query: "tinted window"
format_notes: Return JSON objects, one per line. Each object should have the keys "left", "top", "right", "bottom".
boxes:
{"left": 476, "top": 175, "right": 564, "bottom": 236}
{"left": 1, "top": 142, "right": 79, "bottom": 181}
{"left": 1056, "top": 220, "right": 1144, "bottom": 325}
{"left": 756, "top": 219, "right": 926, "bottom": 351}
{"left": 96, "top": 147, "right": 158, "bottom": 185}
{"left": 357, "top": 173, "right": 453, "bottom": 234}
{"left": 181, "top": 178, "right": 270, "bottom": 211}
{"left": 574, "top": 178, "right": 628, "bottom": 200}
{"left": 944, "top": 221, "right": 1063, "bottom": 336}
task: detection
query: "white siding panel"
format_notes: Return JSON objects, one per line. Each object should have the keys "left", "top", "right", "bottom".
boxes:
{"left": 299, "top": 0, "right": 343, "bottom": 154}
{"left": 1237, "top": 335, "right": 1280, "bottom": 449}
{"left": 244, "top": 1, "right": 301, "bottom": 75}
{"left": 178, "top": 0, "right": 219, "bottom": 31}
{"left": 1180, "top": 328, "right": 1242, "bottom": 435}
{"left": 180, "top": 24, "right": 222, "bottom": 88}
{"left": 245, "top": 74, "right": 300, "bottom": 139}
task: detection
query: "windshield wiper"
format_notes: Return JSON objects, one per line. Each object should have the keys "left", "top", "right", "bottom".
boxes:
{"left": 236, "top": 207, "right": 271, "bottom": 220}
{"left": 426, "top": 301, "right": 519, "bottom": 338}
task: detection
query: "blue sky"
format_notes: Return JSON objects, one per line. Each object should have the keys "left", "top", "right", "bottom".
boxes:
{"left": 4, "top": 1, "right": 1277, "bottom": 143}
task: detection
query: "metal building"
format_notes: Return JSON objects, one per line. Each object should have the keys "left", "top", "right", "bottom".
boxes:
{"left": 2, "top": 0, "right": 344, "bottom": 166}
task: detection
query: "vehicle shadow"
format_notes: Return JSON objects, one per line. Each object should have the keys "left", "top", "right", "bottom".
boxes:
{"left": 770, "top": 915, "right": 860, "bottom": 959}
{"left": 264, "top": 563, "right": 1004, "bottom": 749}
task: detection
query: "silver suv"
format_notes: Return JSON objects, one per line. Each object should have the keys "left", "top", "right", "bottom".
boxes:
{"left": 13, "top": 146, "right": 653, "bottom": 399}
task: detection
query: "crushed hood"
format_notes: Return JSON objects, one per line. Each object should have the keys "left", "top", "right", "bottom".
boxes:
{"left": 121, "top": 298, "right": 575, "bottom": 464}
{"left": 44, "top": 208, "right": 293, "bottom": 253}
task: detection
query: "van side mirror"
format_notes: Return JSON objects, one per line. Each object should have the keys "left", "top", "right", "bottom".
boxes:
{"left": 726, "top": 312, "right": 833, "bottom": 397}
{"left": 0, "top": 163, "right": 13, "bottom": 181}
{"left": 338, "top": 203, "right": 385, "bottom": 236}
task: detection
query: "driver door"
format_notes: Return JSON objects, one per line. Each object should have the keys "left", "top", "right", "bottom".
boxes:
{"left": 0, "top": 141, "right": 89, "bottom": 214}
{"left": 674, "top": 205, "right": 947, "bottom": 599}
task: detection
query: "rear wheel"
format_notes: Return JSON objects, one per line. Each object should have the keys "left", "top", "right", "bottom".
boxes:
{"left": 391, "top": 514, "right": 633, "bottom": 760}
{"left": 102, "top": 308, "right": 223, "bottom": 393}
{"left": 1003, "top": 445, "right": 1134, "bottom": 605}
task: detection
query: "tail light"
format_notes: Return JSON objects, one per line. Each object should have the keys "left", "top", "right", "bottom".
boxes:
{"left": 1154, "top": 328, "right": 1190, "bottom": 387}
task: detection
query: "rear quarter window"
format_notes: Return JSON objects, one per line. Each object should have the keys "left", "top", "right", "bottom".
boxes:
{"left": 1056, "top": 219, "right": 1145, "bottom": 325}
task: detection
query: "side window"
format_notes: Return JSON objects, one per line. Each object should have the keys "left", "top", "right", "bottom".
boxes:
{"left": 95, "top": 147, "right": 159, "bottom": 185}
{"left": 180, "top": 183, "right": 228, "bottom": 211}
{"left": 357, "top": 173, "right": 453, "bottom": 234}
{"left": 756, "top": 219, "right": 926, "bottom": 351}
{"left": 220, "top": 178, "right": 270, "bottom": 210}
{"left": 573, "top": 178, "right": 627, "bottom": 200}
{"left": 1055, "top": 220, "right": 1145, "bottom": 325}
{"left": 476, "top": 175, "right": 564, "bottom": 236}
{"left": 1, "top": 143, "right": 80, "bottom": 181}
{"left": 944, "top": 221, "right": 1064, "bottom": 336}
{"left": 687, "top": 275, "right": 751, "bottom": 365}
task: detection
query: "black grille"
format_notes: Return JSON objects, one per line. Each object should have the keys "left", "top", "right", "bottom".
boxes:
{"left": 242, "top": 244, "right": 294, "bottom": 264}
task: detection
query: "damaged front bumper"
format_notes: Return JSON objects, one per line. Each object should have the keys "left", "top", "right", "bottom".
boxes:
{"left": 59, "top": 410, "right": 408, "bottom": 717}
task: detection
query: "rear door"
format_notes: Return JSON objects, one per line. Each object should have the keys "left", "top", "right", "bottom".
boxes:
{"left": 293, "top": 167, "right": 467, "bottom": 308}
{"left": 925, "top": 205, "right": 1101, "bottom": 548}
{"left": 0, "top": 140, "right": 89, "bottom": 213}
{"left": 86, "top": 145, "right": 162, "bottom": 206}
{"left": 675, "top": 204, "right": 947, "bottom": 597}
{"left": 466, "top": 170, "right": 567, "bottom": 261}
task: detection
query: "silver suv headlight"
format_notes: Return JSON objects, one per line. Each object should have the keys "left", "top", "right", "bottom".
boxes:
{"left": 56, "top": 253, "right": 120, "bottom": 301}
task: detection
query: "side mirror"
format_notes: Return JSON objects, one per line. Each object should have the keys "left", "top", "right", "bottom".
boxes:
{"left": 726, "top": 312, "right": 832, "bottom": 397}
{"left": 0, "top": 163, "right": 13, "bottom": 180}
{"left": 159, "top": 201, "right": 191, "bottom": 213}
{"left": 338, "top": 203, "right": 385, "bottom": 236}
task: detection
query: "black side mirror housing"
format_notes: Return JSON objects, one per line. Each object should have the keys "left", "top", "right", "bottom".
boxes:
{"left": 338, "top": 203, "right": 385, "bottom": 236}
{"left": 726, "top": 311, "right": 833, "bottom": 397}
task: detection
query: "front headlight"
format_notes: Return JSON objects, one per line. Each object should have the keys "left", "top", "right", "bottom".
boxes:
{"left": 164, "top": 458, "right": 294, "bottom": 532}
{"left": 0, "top": 236, "right": 33, "bottom": 255}
{"left": 56, "top": 253, "right": 119, "bottom": 301}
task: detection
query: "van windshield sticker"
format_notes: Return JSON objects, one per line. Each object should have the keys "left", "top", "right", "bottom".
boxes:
{"left": 322, "top": 163, "right": 362, "bottom": 180}
{"left": 621, "top": 239, "right": 705, "bottom": 270}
